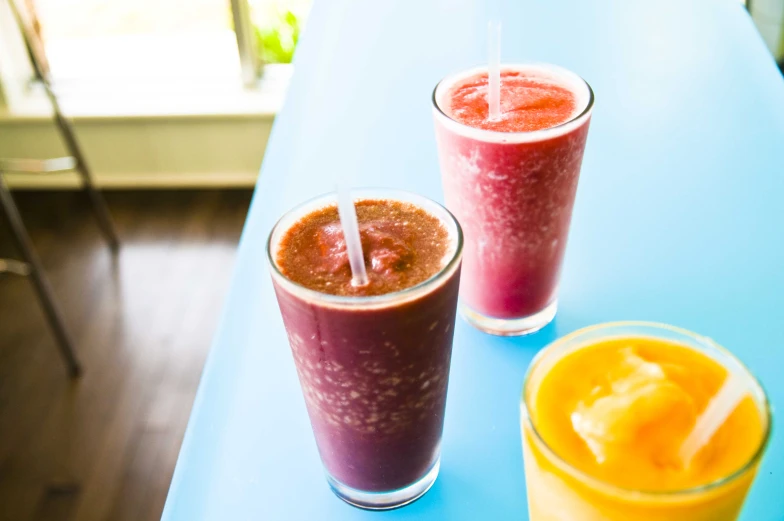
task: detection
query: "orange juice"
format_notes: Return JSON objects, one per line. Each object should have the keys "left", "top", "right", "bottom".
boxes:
{"left": 521, "top": 322, "right": 770, "bottom": 521}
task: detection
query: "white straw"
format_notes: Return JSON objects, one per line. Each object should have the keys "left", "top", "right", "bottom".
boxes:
{"left": 336, "top": 185, "right": 369, "bottom": 287}
{"left": 679, "top": 374, "right": 747, "bottom": 466}
{"left": 487, "top": 20, "right": 502, "bottom": 121}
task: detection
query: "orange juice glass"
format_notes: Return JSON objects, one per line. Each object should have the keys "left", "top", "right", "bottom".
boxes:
{"left": 520, "top": 322, "right": 771, "bottom": 521}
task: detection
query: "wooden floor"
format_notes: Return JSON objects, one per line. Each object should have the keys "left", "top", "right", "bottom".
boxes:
{"left": 0, "top": 190, "right": 252, "bottom": 521}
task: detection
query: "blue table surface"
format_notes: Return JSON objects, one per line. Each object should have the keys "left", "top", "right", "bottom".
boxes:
{"left": 161, "top": 0, "right": 784, "bottom": 519}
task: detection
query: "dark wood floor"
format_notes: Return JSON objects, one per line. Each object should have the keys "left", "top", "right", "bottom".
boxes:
{"left": 0, "top": 190, "right": 252, "bottom": 521}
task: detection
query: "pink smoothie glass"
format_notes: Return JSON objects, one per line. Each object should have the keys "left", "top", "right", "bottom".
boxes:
{"left": 432, "top": 64, "right": 594, "bottom": 336}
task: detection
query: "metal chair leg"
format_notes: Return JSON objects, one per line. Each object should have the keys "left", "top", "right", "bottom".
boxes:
{"left": 8, "top": 0, "right": 120, "bottom": 253}
{"left": 0, "top": 176, "right": 82, "bottom": 378}
{"left": 52, "top": 112, "right": 120, "bottom": 253}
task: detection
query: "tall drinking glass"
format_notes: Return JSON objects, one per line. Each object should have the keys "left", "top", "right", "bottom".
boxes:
{"left": 433, "top": 63, "right": 594, "bottom": 335}
{"left": 267, "top": 189, "right": 463, "bottom": 510}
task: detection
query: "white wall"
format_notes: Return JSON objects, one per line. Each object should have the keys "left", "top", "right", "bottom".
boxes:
{"left": 0, "top": 115, "right": 272, "bottom": 188}
{"left": 752, "top": 0, "right": 784, "bottom": 59}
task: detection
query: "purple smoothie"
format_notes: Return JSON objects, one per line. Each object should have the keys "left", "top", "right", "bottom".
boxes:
{"left": 267, "top": 191, "right": 463, "bottom": 508}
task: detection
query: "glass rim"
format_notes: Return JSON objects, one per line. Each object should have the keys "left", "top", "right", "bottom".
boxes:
{"left": 432, "top": 62, "right": 595, "bottom": 144}
{"left": 265, "top": 188, "right": 464, "bottom": 308}
{"left": 520, "top": 320, "right": 773, "bottom": 499}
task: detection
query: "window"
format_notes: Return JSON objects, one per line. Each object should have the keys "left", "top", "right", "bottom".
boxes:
{"left": 16, "top": 0, "right": 311, "bottom": 92}
{"left": 36, "top": 0, "right": 238, "bottom": 85}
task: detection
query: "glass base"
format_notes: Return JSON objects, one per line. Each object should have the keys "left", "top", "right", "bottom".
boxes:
{"left": 461, "top": 300, "right": 557, "bottom": 336}
{"left": 326, "top": 457, "right": 440, "bottom": 510}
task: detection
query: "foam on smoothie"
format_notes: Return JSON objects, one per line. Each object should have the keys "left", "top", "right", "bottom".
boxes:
{"left": 434, "top": 64, "right": 591, "bottom": 139}
{"left": 276, "top": 199, "right": 456, "bottom": 297}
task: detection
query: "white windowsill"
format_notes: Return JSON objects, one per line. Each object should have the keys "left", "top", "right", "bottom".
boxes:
{"left": 0, "top": 64, "right": 291, "bottom": 123}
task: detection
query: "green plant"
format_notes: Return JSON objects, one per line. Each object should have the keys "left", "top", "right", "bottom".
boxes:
{"left": 253, "top": 1, "right": 307, "bottom": 64}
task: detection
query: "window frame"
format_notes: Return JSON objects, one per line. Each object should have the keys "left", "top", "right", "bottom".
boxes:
{"left": 231, "top": 0, "right": 263, "bottom": 88}
{"left": 0, "top": 0, "right": 36, "bottom": 110}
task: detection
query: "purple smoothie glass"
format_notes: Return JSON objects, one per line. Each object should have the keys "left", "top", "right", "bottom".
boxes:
{"left": 266, "top": 189, "right": 463, "bottom": 510}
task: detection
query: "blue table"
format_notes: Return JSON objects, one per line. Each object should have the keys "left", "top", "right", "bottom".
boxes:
{"left": 161, "top": 0, "right": 784, "bottom": 519}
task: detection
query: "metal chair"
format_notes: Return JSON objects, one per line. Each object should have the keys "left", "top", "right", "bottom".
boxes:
{"left": 1, "top": 1, "right": 122, "bottom": 378}
{"left": 7, "top": 0, "right": 120, "bottom": 251}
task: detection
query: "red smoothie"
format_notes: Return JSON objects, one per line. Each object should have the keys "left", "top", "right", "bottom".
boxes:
{"left": 267, "top": 191, "right": 463, "bottom": 509}
{"left": 445, "top": 70, "right": 577, "bottom": 132}
{"left": 433, "top": 64, "right": 593, "bottom": 335}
